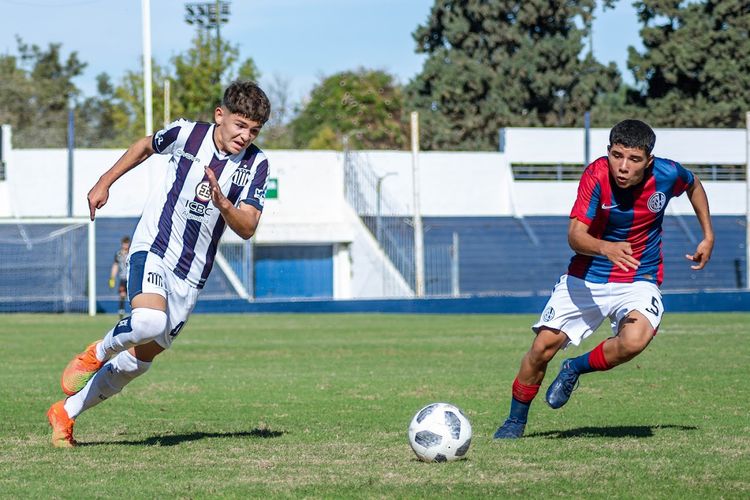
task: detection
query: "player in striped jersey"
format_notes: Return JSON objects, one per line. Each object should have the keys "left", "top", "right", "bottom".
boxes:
{"left": 494, "top": 119, "right": 714, "bottom": 439}
{"left": 47, "top": 81, "right": 271, "bottom": 447}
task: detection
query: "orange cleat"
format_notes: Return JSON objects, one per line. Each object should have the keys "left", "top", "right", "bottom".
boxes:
{"left": 61, "top": 342, "right": 104, "bottom": 396}
{"left": 47, "top": 400, "right": 76, "bottom": 448}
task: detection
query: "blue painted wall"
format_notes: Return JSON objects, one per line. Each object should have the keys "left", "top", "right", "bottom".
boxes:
{"left": 254, "top": 245, "right": 333, "bottom": 299}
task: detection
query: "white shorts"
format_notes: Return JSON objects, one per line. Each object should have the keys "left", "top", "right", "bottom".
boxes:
{"left": 532, "top": 274, "right": 664, "bottom": 347}
{"left": 127, "top": 250, "right": 200, "bottom": 349}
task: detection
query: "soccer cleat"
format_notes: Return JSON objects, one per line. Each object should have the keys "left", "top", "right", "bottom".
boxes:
{"left": 493, "top": 418, "right": 526, "bottom": 439}
{"left": 61, "top": 341, "right": 104, "bottom": 396}
{"left": 545, "top": 359, "right": 580, "bottom": 409}
{"left": 47, "top": 400, "right": 76, "bottom": 448}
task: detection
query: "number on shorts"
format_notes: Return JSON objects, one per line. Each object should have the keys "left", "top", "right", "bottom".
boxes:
{"left": 645, "top": 296, "right": 660, "bottom": 316}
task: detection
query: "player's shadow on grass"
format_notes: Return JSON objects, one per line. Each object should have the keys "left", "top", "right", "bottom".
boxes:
{"left": 527, "top": 424, "right": 698, "bottom": 439}
{"left": 83, "top": 428, "right": 285, "bottom": 447}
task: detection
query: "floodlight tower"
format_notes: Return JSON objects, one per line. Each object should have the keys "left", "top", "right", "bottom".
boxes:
{"left": 185, "top": 1, "right": 231, "bottom": 84}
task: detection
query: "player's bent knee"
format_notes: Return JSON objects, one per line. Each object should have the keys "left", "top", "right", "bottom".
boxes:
{"left": 129, "top": 307, "right": 168, "bottom": 345}
{"left": 618, "top": 331, "right": 653, "bottom": 358}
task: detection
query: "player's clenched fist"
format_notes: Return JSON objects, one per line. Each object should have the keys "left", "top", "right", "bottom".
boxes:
{"left": 204, "top": 167, "right": 231, "bottom": 212}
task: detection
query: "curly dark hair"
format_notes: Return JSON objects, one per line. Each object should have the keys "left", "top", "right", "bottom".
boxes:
{"left": 609, "top": 119, "right": 656, "bottom": 155}
{"left": 222, "top": 81, "right": 271, "bottom": 125}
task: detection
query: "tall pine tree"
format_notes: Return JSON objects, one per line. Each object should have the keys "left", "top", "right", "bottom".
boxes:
{"left": 407, "top": 0, "right": 620, "bottom": 150}
{"left": 628, "top": 0, "right": 750, "bottom": 127}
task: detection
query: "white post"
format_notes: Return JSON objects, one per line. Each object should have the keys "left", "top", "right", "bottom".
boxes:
{"left": 164, "top": 79, "right": 171, "bottom": 128}
{"left": 88, "top": 219, "right": 97, "bottom": 316}
{"left": 451, "top": 231, "right": 460, "bottom": 297}
{"left": 141, "top": 0, "right": 153, "bottom": 136}
{"left": 746, "top": 112, "right": 750, "bottom": 289}
{"left": 333, "top": 243, "right": 352, "bottom": 299}
{"left": 411, "top": 111, "right": 425, "bottom": 297}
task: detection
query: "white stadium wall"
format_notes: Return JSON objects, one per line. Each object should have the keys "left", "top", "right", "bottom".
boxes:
{"left": 502, "top": 127, "right": 748, "bottom": 165}
{"left": 1, "top": 126, "right": 747, "bottom": 300}
{"left": 3, "top": 128, "right": 746, "bottom": 221}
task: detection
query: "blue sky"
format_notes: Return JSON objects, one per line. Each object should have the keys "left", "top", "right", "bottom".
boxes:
{"left": 0, "top": 0, "right": 642, "bottom": 101}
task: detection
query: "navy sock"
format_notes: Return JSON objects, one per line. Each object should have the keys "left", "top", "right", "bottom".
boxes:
{"left": 508, "top": 397, "right": 531, "bottom": 424}
{"left": 569, "top": 352, "right": 595, "bottom": 374}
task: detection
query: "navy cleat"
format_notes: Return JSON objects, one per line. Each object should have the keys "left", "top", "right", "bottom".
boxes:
{"left": 545, "top": 359, "right": 580, "bottom": 409}
{"left": 493, "top": 418, "right": 526, "bottom": 439}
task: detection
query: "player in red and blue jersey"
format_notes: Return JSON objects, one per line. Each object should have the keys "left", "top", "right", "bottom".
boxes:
{"left": 494, "top": 119, "right": 714, "bottom": 439}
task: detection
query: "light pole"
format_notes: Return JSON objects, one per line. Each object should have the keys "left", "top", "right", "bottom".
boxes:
{"left": 141, "top": 0, "right": 153, "bottom": 136}
{"left": 185, "top": 1, "right": 230, "bottom": 84}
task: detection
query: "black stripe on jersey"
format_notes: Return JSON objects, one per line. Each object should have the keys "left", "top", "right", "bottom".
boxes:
{"left": 150, "top": 122, "right": 211, "bottom": 258}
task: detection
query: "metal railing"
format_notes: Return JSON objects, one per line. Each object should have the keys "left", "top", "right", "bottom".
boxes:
{"left": 344, "top": 149, "right": 462, "bottom": 297}
{"left": 512, "top": 163, "right": 747, "bottom": 181}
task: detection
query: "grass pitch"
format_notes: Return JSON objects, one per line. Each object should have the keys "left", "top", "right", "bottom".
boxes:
{"left": 0, "top": 312, "right": 748, "bottom": 498}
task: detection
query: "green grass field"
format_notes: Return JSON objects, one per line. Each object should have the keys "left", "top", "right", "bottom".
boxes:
{"left": 0, "top": 313, "right": 748, "bottom": 498}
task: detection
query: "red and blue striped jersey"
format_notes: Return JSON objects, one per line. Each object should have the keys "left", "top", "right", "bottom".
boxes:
{"left": 568, "top": 156, "right": 694, "bottom": 285}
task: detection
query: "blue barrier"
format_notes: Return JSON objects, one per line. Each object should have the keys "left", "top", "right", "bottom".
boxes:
{"left": 96, "top": 289, "right": 750, "bottom": 315}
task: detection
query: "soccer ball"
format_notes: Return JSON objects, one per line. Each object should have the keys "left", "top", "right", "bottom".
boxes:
{"left": 407, "top": 402, "right": 472, "bottom": 462}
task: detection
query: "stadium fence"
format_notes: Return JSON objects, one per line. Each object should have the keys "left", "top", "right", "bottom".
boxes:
{"left": 0, "top": 217, "right": 95, "bottom": 314}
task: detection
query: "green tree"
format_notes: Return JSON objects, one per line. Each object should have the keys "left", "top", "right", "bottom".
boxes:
{"left": 75, "top": 73, "right": 127, "bottom": 148}
{"left": 407, "top": 0, "right": 620, "bottom": 150}
{"left": 0, "top": 53, "right": 32, "bottom": 135}
{"left": 255, "top": 74, "right": 295, "bottom": 150}
{"left": 289, "top": 69, "right": 408, "bottom": 150}
{"left": 0, "top": 38, "right": 86, "bottom": 148}
{"left": 627, "top": 0, "right": 750, "bottom": 127}
{"left": 101, "top": 30, "right": 260, "bottom": 147}
{"left": 170, "top": 30, "right": 260, "bottom": 123}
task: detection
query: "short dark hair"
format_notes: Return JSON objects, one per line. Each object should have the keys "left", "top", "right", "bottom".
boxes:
{"left": 121, "top": 236, "right": 130, "bottom": 244}
{"left": 609, "top": 119, "right": 656, "bottom": 155}
{"left": 222, "top": 81, "right": 271, "bottom": 125}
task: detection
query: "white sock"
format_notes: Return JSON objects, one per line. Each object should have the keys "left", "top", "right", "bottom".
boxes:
{"left": 95, "top": 341, "right": 107, "bottom": 362}
{"left": 64, "top": 351, "right": 151, "bottom": 419}
{"left": 100, "top": 308, "right": 168, "bottom": 358}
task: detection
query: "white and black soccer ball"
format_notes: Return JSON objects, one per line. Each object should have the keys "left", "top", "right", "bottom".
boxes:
{"left": 407, "top": 402, "right": 472, "bottom": 462}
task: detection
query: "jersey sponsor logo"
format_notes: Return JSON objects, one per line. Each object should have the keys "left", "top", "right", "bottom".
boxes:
{"left": 231, "top": 167, "right": 252, "bottom": 187}
{"left": 146, "top": 271, "right": 164, "bottom": 289}
{"left": 601, "top": 202, "right": 619, "bottom": 210}
{"left": 183, "top": 200, "right": 213, "bottom": 223}
{"left": 542, "top": 306, "right": 555, "bottom": 322}
{"left": 195, "top": 181, "right": 212, "bottom": 202}
{"left": 175, "top": 148, "right": 201, "bottom": 164}
{"left": 647, "top": 192, "right": 666, "bottom": 213}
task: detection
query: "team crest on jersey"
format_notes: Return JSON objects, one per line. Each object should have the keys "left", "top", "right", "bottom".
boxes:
{"left": 195, "top": 181, "right": 212, "bottom": 202}
{"left": 231, "top": 167, "right": 252, "bottom": 187}
{"left": 542, "top": 306, "right": 555, "bottom": 322}
{"left": 647, "top": 192, "right": 666, "bottom": 213}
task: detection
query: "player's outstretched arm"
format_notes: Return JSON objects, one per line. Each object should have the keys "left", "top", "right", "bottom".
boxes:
{"left": 109, "top": 262, "right": 118, "bottom": 288}
{"left": 568, "top": 218, "right": 640, "bottom": 272}
{"left": 87, "top": 136, "right": 155, "bottom": 221}
{"left": 204, "top": 167, "right": 261, "bottom": 239}
{"left": 684, "top": 176, "right": 714, "bottom": 270}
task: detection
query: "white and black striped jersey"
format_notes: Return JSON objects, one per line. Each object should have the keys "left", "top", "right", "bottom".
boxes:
{"left": 130, "top": 119, "right": 269, "bottom": 289}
